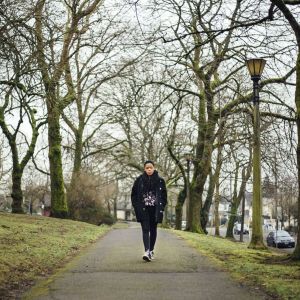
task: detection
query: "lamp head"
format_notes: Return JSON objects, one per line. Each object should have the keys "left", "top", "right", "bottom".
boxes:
{"left": 246, "top": 58, "right": 266, "bottom": 79}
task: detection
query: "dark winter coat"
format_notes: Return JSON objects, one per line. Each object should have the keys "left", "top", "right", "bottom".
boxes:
{"left": 131, "top": 171, "right": 167, "bottom": 223}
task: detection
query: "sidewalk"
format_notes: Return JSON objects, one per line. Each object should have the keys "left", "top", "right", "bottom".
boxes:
{"left": 24, "top": 223, "right": 269, "bottom": 300}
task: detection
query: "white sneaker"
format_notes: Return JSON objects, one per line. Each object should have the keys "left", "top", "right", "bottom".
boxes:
{"left": 143, "top": 250, "right": 151, "bottom": 262}
{"left": 149, "top": 251, "right": 155, "bottom": 260}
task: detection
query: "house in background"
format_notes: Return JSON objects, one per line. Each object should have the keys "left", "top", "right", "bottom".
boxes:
{"left": 116, "top": 190, "right": 134, "bottom": 221}
{"left": 0, "top": 193, "right": 11, "bottom": 212}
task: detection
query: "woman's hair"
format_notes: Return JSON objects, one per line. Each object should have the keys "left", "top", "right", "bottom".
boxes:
{"left": 144, "top": 160, "right": 155, "bottom": 167}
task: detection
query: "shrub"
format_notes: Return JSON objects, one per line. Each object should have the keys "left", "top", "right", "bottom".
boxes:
{"left": 67, "top": 172, "right": 116, "bottom": 226}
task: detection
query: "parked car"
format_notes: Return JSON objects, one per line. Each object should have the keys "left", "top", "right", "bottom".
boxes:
{"left": 233, "top": 223, "right": 249, "bottom": 235}
{"left": 266, "top": 230, "right": 295, "bottom": 248}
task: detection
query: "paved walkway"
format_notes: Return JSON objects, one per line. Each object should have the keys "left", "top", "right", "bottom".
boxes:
{"left": 25, "top": 223, "right": 269, "bottom": 300}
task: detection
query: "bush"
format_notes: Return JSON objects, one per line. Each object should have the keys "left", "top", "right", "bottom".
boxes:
{"left": 98, "top": 212, "right": 115, "bottom": 226}
{"left": 67, "top": 172, "right": 116, "bottom": 226}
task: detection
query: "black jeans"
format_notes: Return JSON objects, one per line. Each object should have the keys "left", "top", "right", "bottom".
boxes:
{"left": 141, "top": 206, "right": 157, "bottom": 251}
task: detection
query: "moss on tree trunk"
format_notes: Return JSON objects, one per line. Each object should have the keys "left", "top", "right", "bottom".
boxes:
{"left": 201, "top": 172, "right": 215, "bottom": 234}
{"left": 67, "top": 128, "right": 83, "bottom": 216}
{"left": 214, "top": 176, "right": 220, "bottom": 236}
{"left": 70, "top": 128, "right": 83, "bottom": 188}
{"left": 11, "top": 166, "right": 24, "bottom": 214}
{"left": 0, "top": 107, "right": 39, "bottom": 214}
{"left": 226, "top": 204, "right": 238, "bottom": 239}
{"left": 48, "top": 111, "right": 68, "bottom": 218}
{"left": 189, "top": 182, "right": 205, "bottom": 233}
{"left": 175, "top": 188, "right": 186, "bottom": 230}
{"left": 226, "top": 161, "right": 239, "bottom": 239}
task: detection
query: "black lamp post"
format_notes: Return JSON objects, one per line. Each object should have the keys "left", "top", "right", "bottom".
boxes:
{"left": 246, "top": 58, "right": 266, "bottom": 248}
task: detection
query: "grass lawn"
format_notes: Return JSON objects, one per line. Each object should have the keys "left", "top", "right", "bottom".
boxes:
{"left": 0, "top": 212, "right": 111, "bottom": 299}
{"left": 173, "top": 230, "right": 300, "bottom": 300}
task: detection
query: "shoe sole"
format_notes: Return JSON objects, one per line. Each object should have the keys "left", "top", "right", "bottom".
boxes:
{"left": 143, "top": 255, "right": 151, "bottom": 262}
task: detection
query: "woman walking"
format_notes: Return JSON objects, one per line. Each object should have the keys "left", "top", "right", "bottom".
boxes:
{"left": 131, "top": 160, "right": 167, "bottom": 261}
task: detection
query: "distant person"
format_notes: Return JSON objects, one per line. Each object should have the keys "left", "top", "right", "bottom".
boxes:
{"left": 131, "top": 160, "right": 167, "bottom": 262}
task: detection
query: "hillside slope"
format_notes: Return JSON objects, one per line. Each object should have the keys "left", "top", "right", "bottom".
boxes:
{"left": 0, "top": 212, "right": 110, "bottom": 299}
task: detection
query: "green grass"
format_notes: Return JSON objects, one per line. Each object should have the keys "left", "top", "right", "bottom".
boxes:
{"left": 173, "top": 230, "right": 300, "bottom": 300}
{"left": 0, "top": 212, "right": 111, "bottom": 299}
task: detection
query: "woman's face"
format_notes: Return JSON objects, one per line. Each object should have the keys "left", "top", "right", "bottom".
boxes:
{"left": 144, "top": 163, "right": 155, "bottom": 176}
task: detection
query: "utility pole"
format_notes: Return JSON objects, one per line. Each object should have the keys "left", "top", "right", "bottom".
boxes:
{"left": 274, "top": 151, "right": 278, "bottom": 231}
{"left": 240, "top": 190, "right": 246, "bottom": 242}
{"left": 185, "top": 156, "right": 191, "bottom": 230}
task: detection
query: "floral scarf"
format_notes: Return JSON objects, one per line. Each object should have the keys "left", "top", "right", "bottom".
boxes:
{"left": 142, "top": 170, "right": 159, "bottom": 206}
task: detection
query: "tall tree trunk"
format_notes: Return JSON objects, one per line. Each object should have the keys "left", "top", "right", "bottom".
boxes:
{"left": 66, "top": 118, "right": 84, "bottom": 219}
{"left": 70, "top": 126, "right": 84, "bottom": 187}
{"left": 201, "top": 171, "right": 215, "bottom": 234}
{"left": 226, "top": 201, "right": 238, "bottom": 238}
{"left": 35, "top": 0, "right": 103, "bottom": 219}
{"left": 270, "top": 0, "right": 300, "bottom": 260}
{"left": 48, "top": 110, "right": 68, "bottom": 217}
{"left": 0, "top": 109, "right": 24, "bottom": 213}
{"left": 214, "top": 174, "right": 220, "bottom": 236}
{"left": 189, "top": 128, "right": 215, "bottom": 233}
{"left": 175, "top": 188, "right": 186, "bottom": 230}
{"left": 67, "top": 127, "right": 84, "bottom": 213}
{"left": 163, "top": 204, "right": 169, "bottom": 227}
{"left": 226, "top": 173, "right": 238, "bottom": 239}
{"left": 226, "top": 204, "right": 238, "bottom": 239}
{"left": 292, "top": 53, "right": 300, "bottom": 259}
{"left": 189, "top": 184, "right": 203, "bottom": 233}
{"left": 226, "top": 152, "right": 252, "bottom": 239}
{"left": 0, "top": 105, "right": 40, "bottom": 213}
{"left": 11, "top": 165, "right": 23, "bottom": 213}
{"left": 226, "top": 162, "right": 239, "bottom": 238}
{"left": 202, "top": 126, "right": 224, "bottom": 234}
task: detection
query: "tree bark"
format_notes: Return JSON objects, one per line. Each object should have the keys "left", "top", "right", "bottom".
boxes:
{"left": 201, "top": 172, "right": 215, "bottom": 234}
{"left": 202, "top": 124, "right": 224, "bottom": 234}
{"left": 0, "top": 98, "right": 40, "bottom": 213}
{"left": 48, "top": 109, "right": 68, "bottom": 217}
{"left": 214, "top": 174, "right": 220, "bottom": 236}
{"left": 11, "top": 164, "right": 23, "bottom": 213}
{"left": 270, "top": 0, "right": 300, "bottom": 260}
{"left": 189, "top": 117, "right": 216, "bottom": 233}
{"left": 69, "top": 126, "right": 84, "bottom": 192}
{"left": 0, "top": 114, "right": 24, "bottom": 213}
{"left": 226, "top": 160, "right": 252, "bottom": 239}
{"left": 226, "top": 162, "right": 240, "bottom": 239}
{"left": 175, "top": 188, "right": 186, "bottom": 230}
{"left": 34, "top": 0, "right": 102, "bottom": 219}
{"left": 292, "top": 53, "right": 300, "bottom": 259}
{"left": 189, "top": 184, "right": 204, "bottom": 233}
{"left": 226, "top": 204, "right": 238, "bottom": 239}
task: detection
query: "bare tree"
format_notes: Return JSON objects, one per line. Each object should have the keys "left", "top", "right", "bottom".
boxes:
{"left": 56, "top": 5, "right": 142, "bottom": 210}
{"left": 269, "top": 0, "right": 300, "bottom": 260}
{"left": 142, "top": 0, "right": 295, "bottom": 236}
{"left": 0, "top": 4, "right": 46, "bottom": 213}
{"left": 33, "top": 0, "right": 104, "bottom": 217}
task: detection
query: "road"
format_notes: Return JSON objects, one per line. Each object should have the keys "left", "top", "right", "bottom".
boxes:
{"left": 24, "top": 223, "right": 269, "bottom": 300}
{"left": 206, "top": 226, "right": 296, "bottom": 254}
